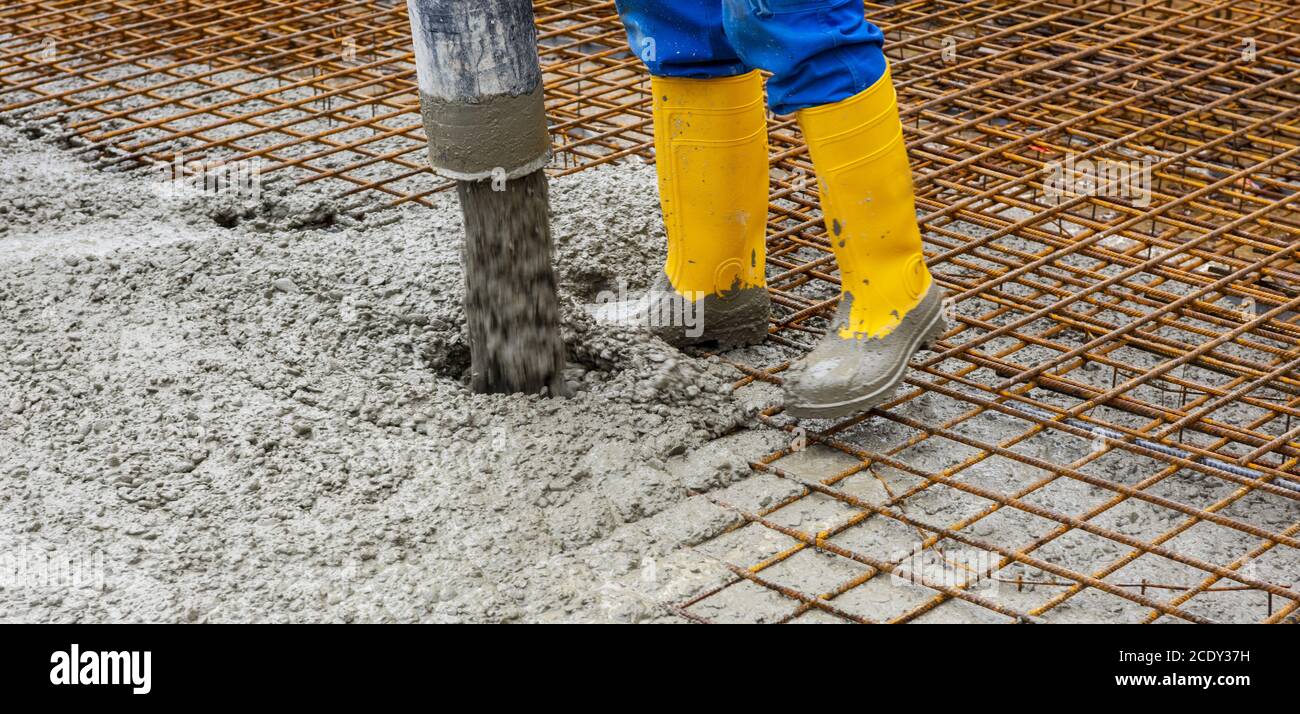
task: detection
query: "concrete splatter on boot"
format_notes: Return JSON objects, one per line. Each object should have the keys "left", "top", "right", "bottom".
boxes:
{"left": 589, "top": 271, "right": 769, "bottom": 350}
{"left": 783, "top": 283, "right": 946, "bottom": 419}
{"left": 785, "top": 66, "right": 946, "bottom": 418}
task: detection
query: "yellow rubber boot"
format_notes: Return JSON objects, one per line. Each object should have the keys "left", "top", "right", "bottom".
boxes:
{"left": 783, "top": 68, "right": 947, "bottom": 418}
{"left": 630, "top": 70, "right": 770, "bottom": 349}
{"left": 655, "top": 70, "right": 768, "bottom": 297}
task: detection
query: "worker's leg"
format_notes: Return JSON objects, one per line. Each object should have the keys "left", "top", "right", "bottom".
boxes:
{"left": 616, "top": 0, "right": 748, "bottom": 78}
{"left": 604, "top": 0, "right": 770, "bottom": 349}
{"left": 722, "top": 0, "right": 946, "bottom": 417}
{"left": 720, "top": 0, "right": 888, "bottom": 114}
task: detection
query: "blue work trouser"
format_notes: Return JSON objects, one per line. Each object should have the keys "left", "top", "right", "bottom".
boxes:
{"left": 614, "top": 0, "right": 887, "bottom": 115}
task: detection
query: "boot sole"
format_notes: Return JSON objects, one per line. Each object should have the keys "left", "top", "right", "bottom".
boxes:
{"left": 784, "top": 287, "right": 947, "bottom": 420}
{"left": 675, "top": 320, "right": 770, "bottom": 351}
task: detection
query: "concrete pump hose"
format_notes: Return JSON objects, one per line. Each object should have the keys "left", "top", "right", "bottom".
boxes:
{"left": 406, "top": 0, "right": 553, "bottom": 182}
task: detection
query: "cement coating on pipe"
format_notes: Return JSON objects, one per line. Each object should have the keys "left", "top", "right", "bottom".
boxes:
{"left": 420, "top": 88, "right": 551, "bottom": 181}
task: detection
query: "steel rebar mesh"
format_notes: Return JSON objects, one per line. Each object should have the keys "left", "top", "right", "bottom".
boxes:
{"left": 1, "top": 0, "right": 1297, "bottom": 623}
